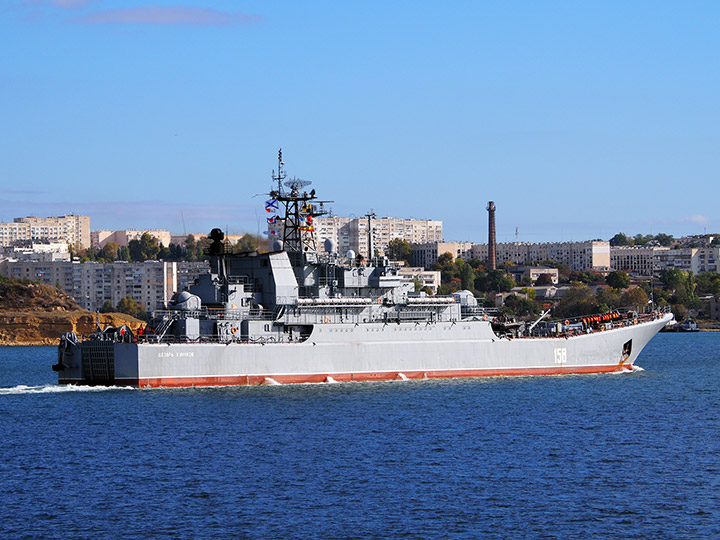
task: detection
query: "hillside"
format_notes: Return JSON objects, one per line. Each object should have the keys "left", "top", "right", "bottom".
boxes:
{"left": 0, "top": 280, "right": 145, "bottom": 345}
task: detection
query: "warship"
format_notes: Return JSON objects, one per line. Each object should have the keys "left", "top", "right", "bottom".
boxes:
{"left": 53, "top": 153, "right": 673, "bottom": 387}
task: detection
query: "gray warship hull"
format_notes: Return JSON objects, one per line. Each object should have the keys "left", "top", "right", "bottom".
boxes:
{"left": 54, "top": 153, "right": 672, "bottom": 388}
{"left": 57, "top": 313, "right": 671, "bottom": 387}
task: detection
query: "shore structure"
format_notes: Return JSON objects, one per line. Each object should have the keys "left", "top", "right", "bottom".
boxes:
{"left": 53, "top": 153, "right": 673, "bottom": 388}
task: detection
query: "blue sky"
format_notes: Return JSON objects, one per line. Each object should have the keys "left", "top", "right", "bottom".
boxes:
{"left": 1, "top": 0, "right": 718, "bottom": 244}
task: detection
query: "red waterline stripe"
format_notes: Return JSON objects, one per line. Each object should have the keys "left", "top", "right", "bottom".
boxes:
{"left": 134, "top": 364, "right": 631, "bottom": 388}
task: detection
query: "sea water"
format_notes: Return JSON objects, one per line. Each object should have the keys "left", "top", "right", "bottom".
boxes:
{"left": 0, "top": 333, "right": 718, "bottom": 539}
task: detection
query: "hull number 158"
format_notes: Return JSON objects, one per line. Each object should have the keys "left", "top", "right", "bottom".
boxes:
{"left": 554, "top": 348, "right": 567, "bottom": 364}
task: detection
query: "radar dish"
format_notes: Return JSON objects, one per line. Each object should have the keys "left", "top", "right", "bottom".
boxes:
{"left": 284, "top": 178, "right": 312, "bottom": 190}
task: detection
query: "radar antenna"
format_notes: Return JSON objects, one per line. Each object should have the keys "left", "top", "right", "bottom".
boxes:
{"left": 271, "top": 148, "right": 287, "bottom": 195}
{"left": 267, "top": 151, "right": 332, "bottom": 261}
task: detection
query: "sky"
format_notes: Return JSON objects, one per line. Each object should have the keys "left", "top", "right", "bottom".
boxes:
{"left": 1, "top": 0, "right": 719, "bottom": 244}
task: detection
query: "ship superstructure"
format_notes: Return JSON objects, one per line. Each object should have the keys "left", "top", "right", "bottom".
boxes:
{"left": 53, "top": 153, "right": 673, "bottom": 387}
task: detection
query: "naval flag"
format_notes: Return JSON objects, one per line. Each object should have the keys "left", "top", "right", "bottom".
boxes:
{"left": 265, "top": 199, "right": 278, "bottom": 213}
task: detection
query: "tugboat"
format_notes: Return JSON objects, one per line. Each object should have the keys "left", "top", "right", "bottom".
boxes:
{"left": 678, "top": 318, "right": 699, "bottom": 332}
{"left": 53, "top": 152, "right": 673, "bottom": 387}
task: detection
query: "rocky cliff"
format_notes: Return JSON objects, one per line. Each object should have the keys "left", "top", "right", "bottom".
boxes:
{"left": 0, "top": 280, "right": 144, "bottom": 345}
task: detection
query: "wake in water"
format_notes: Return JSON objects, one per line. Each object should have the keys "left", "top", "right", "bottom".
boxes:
{"left": 0, "top": 384, "right": 136, "bottom": 395}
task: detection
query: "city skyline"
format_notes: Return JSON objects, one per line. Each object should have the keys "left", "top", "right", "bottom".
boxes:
{"left": 2, "top": 1, "right": 719, "bottom": 243}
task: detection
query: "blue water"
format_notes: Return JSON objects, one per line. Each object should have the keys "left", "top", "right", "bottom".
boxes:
{"left": 1, "top": 334, "right": 719, "bottom": 539}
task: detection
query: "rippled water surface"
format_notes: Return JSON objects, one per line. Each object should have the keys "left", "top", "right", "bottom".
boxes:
{"left": 1, "top": 333, "right": 719, "bottom": 539}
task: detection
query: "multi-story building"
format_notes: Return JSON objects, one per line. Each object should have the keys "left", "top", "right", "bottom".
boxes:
{"left": 314, "top": 216, "right": 443, "bottom": 258}
{"left": 411, "top": 241, "right": 474, "bottom": 268}
{"left": 608, "top": 246, "right": 720, "bottom": 276}
{"left": 467, "top": 241, "right": 610, "bottom": 272}
{"left": 507, "top": 266, "right": 560, "bottom": 285}
{"left": 0, "top": 215, "right": 90, "bottom": 248}
{"left": 177, "top": 261, "right": 210, "bottom": 291}
{"left": 0, "top": 260, "right": 177, "bottom": 311}
{"left": 653, "top": 248, "right": 698, "bottom": 274}
{"left": 610, "top": 246, "right": 670, "bottom": 276}
{"left": 91, "top": 229, "right": 172, "bottom": 249}
{"left": 1, "top": 240, "right": 71, "bottom": 262}
{"left": 396, "top": 267, "right": 442, "bottom": 294}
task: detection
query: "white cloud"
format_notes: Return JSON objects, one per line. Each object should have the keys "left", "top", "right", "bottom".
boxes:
{"left": 681, "top": 214, "right": 710, "bottom": 225}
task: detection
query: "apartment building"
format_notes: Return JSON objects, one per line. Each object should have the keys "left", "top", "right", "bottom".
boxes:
{"left": 411, "top": 241, "right": 474, "bottom": 268}
{"left": 467, "top": 241, "right": 610, "bottom": 272}
{"left": 610, "top": 246, "right": 670, "bottom": 276}
{"left": 0, "top": 215, "right": 90, "bottom": 248}
{"left": 0, "top": 260, "right": 177, "bottom": 311}
{"left": 314, "top": 216, "right": 443, "bottom": 258}
{"left": 396, "top": 267, "right": 442, "bottom": 294}
{"left": 92, "top": 229, "right": 172, "bottom": 249}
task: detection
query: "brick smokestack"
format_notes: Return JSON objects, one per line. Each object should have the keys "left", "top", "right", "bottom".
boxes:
{"left": 487, "top": 201, "right": 496, "bottom": 270}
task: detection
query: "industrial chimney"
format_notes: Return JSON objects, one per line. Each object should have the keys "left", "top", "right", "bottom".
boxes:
{"left": 487, "top": 201, "right": 496, "bottom": 270}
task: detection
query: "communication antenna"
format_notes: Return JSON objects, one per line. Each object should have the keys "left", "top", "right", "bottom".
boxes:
{"left": 272, "top": 148, "right": 287, "bottom": 195}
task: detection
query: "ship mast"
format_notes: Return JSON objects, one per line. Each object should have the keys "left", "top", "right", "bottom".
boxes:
{"left": 268, "top": 150, "right": 330, "bottom": 262}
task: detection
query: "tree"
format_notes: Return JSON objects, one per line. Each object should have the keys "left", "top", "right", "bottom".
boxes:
{"left": 609, "top": 233, "right": 632, "bottom": 246}
{"left": 606, "top": 270, "right": 631, "bottom": 290}
{"left": 633, "top": 234, "right": 652, "bottom": 246}
{"left": 503, "top": 294, "right": 540, "bottom": 318}
{"left": 458, "top": 260, "right": 476, "bottom": 291}
{"left": 695, "top": 272, "right": 720, "bottom": 296}
{"left": 386, "top": 238, "right": 412, "bottom": 264}
{"left": 621, "top": 287, "right": 649, "bottom": 309}
{"left": 236, "top": 234, "right": 258, "bottom": 252}
{"left": 99, "top": 242, "right": 120, "bottom": 262}
{"left": 483, "top": 270, "right": 516, "bottom": 293}
{"left": 434, "top": 252, "right": 454, "bottom": 269}
{"left": 654, "top": 233, "right": 674, "bottom": 247}
{"left": 99, "top": 300, "right": 114, "bottom": 313}
{"left": 535, "top": 273, "right": 554, "bottom": 286}
{"left": 116, "top": 296, "right": 146, "bottom": 320}
{"left": 554, "top": 283, "right": 598, "bottom": 318}
{"left": 128, "top": 233, "right": 160, "bottom": 261}
{"left": 596, "top": 287, "right": 621, "bottom": 309}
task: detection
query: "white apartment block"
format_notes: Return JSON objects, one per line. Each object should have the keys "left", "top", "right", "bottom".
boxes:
{"left": 397, "top": 267, "right": 442, "bottom": 294}
{"left": 610, "top": 246, "right": 671, "bottom": 276}
{"left": 315, "top": 216, "right": 443, "bottom": 258}
{"left": 0, "top": 215, "right": 90, "bottom": 248}
{"left": 650, "top": 247, "right": 720, "bottom": 274}
{"left": 2, "top": 241, "right": 71, "bottom": 262}
{"left": 0, "top": 260, "right": 177, "bottom": 311}
{"left": 411, "top": 241, "right": 474, "bottom": 268}
{"left": 468, "top": 241, "right": 611, "bottom": 272}
{"left": 91, "top": 229, "right": 172, "bottom": 249}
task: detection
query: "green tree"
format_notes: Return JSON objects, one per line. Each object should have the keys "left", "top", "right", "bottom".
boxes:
{"left": 99, "top": 242, "right": 120, "bottom": 262}
{"left": 596, "top": 287, "right": 621, "bottom": 309}
{"left": 535, "top": 273, "right": 554, "bottom": 286}
{"left": 116, "top": 296, "right": 146, "bottom": 320}
{"left": 654, "top": 233, "right": 674, "bottom": 247}
{"left": 434, "top": 252, "right": 454, "bottom": 269}
{"left": 621, "top": 287, "right": 649, "bottom": 309}
{"left": 633, "top": 234, "right": 652, "bottom": 246}
{"left": 609, "top": 233, "right": 632, "bottom": 246}
{"left": 483, "top": 270, "right": 516, "bottom": 293}
{"left": 386, "top": 238, "right": 413, "bottom": 264}
{"left": 695, "top": 272, "right": 720, "bottom": 296}
{"left": 99, "top": 300, "right": 114, "bottom": 313}
{"left": 117, "top": 245, "right": 131, "bottom": 262}
{"left": 503, "top": 294, "right": 540, "bottom": 318}
{"left": 554, "top": 283, "right": 598, "bottom": 317}
{"left": 458, "top": 260, "right": 476, "bottom": 291}
{"left": 236, "top": 234, "right": 258, "bottom": 252}
{"left": 606, "top": 270, "right": 631, "bottom": 289}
